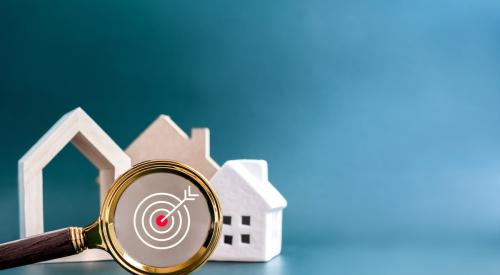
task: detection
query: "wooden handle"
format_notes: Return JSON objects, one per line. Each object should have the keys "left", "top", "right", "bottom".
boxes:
{"left": 0, "top": 227, "right": 86, "bottom": 269}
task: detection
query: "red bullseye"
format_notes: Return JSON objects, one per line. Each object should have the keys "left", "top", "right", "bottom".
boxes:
{"left": 155, "top": 214, "right": 169, "bottom": 227}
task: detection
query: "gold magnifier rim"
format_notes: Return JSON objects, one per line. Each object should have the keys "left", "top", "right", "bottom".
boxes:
{"left": 99, "top": 160, "right": 222, "bottom": 275}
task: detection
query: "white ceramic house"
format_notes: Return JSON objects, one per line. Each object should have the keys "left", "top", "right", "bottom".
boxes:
{"left": 18, "top": 107, "right": 131, "bottom": 262}
{"left": 209, "top": 160, "right": 287, "bottom": 262}
{"left": 126, "top": 115, "right": 219, "bottom": 179}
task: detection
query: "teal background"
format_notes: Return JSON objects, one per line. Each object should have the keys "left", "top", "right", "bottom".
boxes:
{"left": 2, "top": 0, "right": 500, "bottom": 274}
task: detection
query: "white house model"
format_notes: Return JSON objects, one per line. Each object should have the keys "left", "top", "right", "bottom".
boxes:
{"left": 18, "top": 107, "right": 131, "bottom": 262}
{"left": 209, "top": 160, "right": 287, "bottom": 262}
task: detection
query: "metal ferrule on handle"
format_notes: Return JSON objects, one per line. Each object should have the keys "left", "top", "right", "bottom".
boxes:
{"left": 69, "top": 226, "right": 88, "bottom": 253}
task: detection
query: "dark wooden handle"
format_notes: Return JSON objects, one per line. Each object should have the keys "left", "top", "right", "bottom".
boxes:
{"left": 0, "top": 227, "right": 86, "bottom": 269}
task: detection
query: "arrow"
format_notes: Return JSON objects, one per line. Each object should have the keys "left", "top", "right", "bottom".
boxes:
{"left": 160, "top": 186, "right": 199, "bottom": 223}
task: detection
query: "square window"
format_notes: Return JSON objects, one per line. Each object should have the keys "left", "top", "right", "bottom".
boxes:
{"left": 241, "top": 234, "right": 250, "bottom": 244}
{"left": 224, "top": 235, "right": 233, "bottom": 245}
{"left": 242, "top": 216, "right": 251, "bottom": 226}
{"left": 223, "top": 216, "right": 232, "bottom": 225}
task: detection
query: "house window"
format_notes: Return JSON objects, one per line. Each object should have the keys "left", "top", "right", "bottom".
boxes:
{"left": 224, "top": 235, "right": 233, "bottom": 245}
{"left": 223, "top": 216, "right": 231, "bottom": 225}
{"left": 242, "top": 216, "right": 250, "bottom": 226}
{"left": 241, "top": 234, "right": 250, "bottom": 244}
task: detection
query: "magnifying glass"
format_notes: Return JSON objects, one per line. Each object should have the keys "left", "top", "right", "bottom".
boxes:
{"left": 0, "top": 160, "right": 222, "bottom": 274}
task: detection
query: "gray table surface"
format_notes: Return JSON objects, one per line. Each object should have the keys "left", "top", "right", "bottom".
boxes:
{"left": 2, "top": 242, "right": 500, "bottom": 275}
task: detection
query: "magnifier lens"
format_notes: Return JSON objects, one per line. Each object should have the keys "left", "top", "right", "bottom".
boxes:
{"left": 113, "top": 171, "right": 212, "bottom": 268}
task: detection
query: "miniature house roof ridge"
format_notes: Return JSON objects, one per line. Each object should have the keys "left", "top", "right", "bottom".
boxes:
{"left": 125, "top": 114, "right": 220, "bottom": 178}
{"left": 229, "top": 159, "right": 268, "bottom": 182}
{"left": 19, "top": 107, "right": 130, "bottom": 177}
{"left": 225, "top": 161, "right": 287, "bottom": 210}
{"left": 141, "top": 115, "right": 212, "bottom": 144}
{"left": 125, "top": 114, "right": 219, "bottom": 164}
{"left": 157, "top": 115, "right": 190, "bottom": 140}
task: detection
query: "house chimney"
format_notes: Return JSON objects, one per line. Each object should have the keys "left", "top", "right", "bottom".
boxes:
{"left": 238, "top": 160, "right": 268, "bottom": 182}
{"left": 191, "top": 128, "right": 210, "bottom": 155}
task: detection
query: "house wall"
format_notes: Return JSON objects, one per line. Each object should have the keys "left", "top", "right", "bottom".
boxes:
{"left": 265, "top": 210, "right": 283, "bottom": 261}
{"left": 211, "top": 210, "right": 266, "bottom": 261}
{"left": 209, "top": 166, "right": 271, "bottom": 261}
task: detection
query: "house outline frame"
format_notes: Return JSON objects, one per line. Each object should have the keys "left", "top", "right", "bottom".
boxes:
{"left": 18, "top": 107, "right": 131, "bottom": 262}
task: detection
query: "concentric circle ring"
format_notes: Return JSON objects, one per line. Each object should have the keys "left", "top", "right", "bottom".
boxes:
{"left": 133, "top": 193, "right": 192, "bottom": 250}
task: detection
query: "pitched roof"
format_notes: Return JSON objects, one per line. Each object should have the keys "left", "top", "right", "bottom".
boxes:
{"left": 19, "top": 107, "right": 130, "bottom": 178}
{"left": 125, "top": 115, "right": 219, "bottom": 179}
{"left": 215, "top": 160, "right": 287, "bottom": 211}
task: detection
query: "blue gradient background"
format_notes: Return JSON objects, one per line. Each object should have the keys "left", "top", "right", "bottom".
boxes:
{"left": 1, "top": 0, "right": 500, "bottom": 274}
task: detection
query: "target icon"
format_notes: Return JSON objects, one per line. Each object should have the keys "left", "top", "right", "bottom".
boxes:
{"left": 133, "top": 186, "right": 199, "bottom": 250}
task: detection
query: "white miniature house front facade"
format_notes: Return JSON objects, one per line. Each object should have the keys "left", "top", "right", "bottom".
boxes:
{"left": 209, "top": 160, "right": 287, "bottom": 262}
